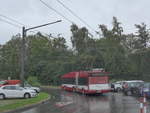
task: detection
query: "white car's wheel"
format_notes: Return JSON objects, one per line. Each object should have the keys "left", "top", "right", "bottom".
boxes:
{"left": 0, "top": 94, "right": 5, "bottom": 99}
{"left": 24, "top": 93, "right": 31, "bottom": 99}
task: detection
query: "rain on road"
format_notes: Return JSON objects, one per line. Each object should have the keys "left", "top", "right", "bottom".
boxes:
{"left": 13, "top": 88, "right": 150, "bottom": 113}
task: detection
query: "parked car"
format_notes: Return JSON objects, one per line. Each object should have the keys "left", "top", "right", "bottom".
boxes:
{"left": 0, "top": 80, "right": 7, "bottom": 87}
{"left": 7, "top": 80, "right": 21, "bottom": 85}
{"left": 122, "top": 80, "right": 144, "bottom": 96}
{"left": 0, "top": 85, "right": 37, "bottom": 99}
{"left": 0, "top": 80, "right": 20, "bottom": 87}
{"left": 139, "top": 83, "right": 150, "bottom": 98}
{"left": 23, "top": 83, "right": 40, "bottom": 93}
{"left": 111, "top": 81, "right": 125, "bottom": 92}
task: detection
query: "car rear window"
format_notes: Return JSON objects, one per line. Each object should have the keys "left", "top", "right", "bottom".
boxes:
{"left": 128, "top": 82, "right": 143, "bottom": 87}
{"left": 144, "top": 83, "right": 150, "bottom": 88}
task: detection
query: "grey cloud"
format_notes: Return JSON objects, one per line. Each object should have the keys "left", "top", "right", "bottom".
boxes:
{"left": 0, "top": 0, "right": 150, "bottom": 44}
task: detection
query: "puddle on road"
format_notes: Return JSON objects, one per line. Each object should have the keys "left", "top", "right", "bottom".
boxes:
{"left": 15, "top": 89, "right": 143, "bottom": 113}
{"left": 21, "top": 109, "right": 38, "bottom": 113}
{"left": 58, "top": 91, "right": 140, "bottom": 113}
{"left": 55, "top": 101, "right": 73, "bottom": 107}
{"left": 55, "top": 92, "right": 74, "bottom": 107}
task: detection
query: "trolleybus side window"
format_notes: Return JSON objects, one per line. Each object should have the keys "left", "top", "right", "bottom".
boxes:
{"left": 78, "top": 77, "right": 88, "bottom": 85}
{"left": 62, "top": 78, "right": 75, "bottom": 84}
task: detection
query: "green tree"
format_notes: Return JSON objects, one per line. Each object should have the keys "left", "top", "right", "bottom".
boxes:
{"left": 71, "top": 24, "right": 90, "bottom": 54}
{"left": 135, "top": 23, "right": 150, "bottom": 49}
{"left": 0, "top": 34, "right": 21, "bottom": 79}
{"left": 98, "top": 17, "right": 128, "bottom": 78}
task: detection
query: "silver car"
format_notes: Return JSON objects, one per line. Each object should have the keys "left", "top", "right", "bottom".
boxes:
{"left": 0, "top": 85, "right": 37, "bottom": 99}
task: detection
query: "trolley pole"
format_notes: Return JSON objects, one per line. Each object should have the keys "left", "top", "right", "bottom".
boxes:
{"left": 20, "top": 20, "right": 62, "bottom": 87}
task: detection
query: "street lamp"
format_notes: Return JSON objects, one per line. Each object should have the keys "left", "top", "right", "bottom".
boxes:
{"left": 20, "top": 20, "right": 62, "bottom": 87}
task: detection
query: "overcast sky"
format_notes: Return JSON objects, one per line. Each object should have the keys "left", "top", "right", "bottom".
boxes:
{"left": 0, "top": 0, "right": 150, "bottom": 45}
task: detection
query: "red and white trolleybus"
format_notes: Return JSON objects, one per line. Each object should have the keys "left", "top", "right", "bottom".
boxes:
{"left": 61, "top": 69, "right": 111, "bottom": 94}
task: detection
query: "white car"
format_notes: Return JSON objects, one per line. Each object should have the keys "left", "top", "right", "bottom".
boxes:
{"left": 0, "top": 85, "right": 37, "bottom": 99}
{"left": 24, "top": 84, "right": 40, "bottom": 93}
{"left": 111, "top": 81, "right": 126, "bottom": 92}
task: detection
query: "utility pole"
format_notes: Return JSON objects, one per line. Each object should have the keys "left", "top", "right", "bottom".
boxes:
{"left": 20, "top": 20, "right": 62, "bottom": 87}
{"left": 20, "top": 26, "right": 26, "bottom": 87}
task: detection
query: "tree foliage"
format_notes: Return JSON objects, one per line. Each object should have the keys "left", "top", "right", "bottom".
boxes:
{"left": 0, "top": 17, "right": 150, "bottom": 84}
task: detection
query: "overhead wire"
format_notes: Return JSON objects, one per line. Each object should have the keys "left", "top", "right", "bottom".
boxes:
{"left": 0, "top": 18, "right": 21, "bottom": 28}
{"left": 39, "top": 0, "right": 74, "bottom": 24}
{"left": 56, "top": 0, "right": 96, "bottom": 32}
{"left": 0, "top": 14, "right": 25, "bottom": 26}
{"left": 0, "top": 13, "right": 52, "bottom": 35}
{"left": 0, "top": 1, "right": 95, "bottom": 39}
{"left": 0, "top": 14, "right": 44, "bottom": 37}
{"left": 39, "top": 0, "right": 95, "bottom": 37}
{"left": 0, "top": 13, "right": 69, "bottom": 45}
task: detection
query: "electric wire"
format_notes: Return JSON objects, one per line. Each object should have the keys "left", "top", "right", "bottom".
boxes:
{"left": 0, "top": 18, "right": 21, "bottom": 28}
{"left": 0, "top": 14, "right": 25, "bottom": 26}
{"left": 39, "top": 0, "right": 74, "bottom": 24}
{"left": 39, "top": 0, "right": 95, "bottom": 37}
{"left": 0, "top": 1, "right": 94, "bottom": 38}
{"left": 56, "top": 0, "right": 96, "bottom": 32}
{"left": 0, "top": 14, "right": 51, "bottom": 34}
{"left": 0, "top": 13, "right": 66, "bottom": 42}
{"left": 0, "top": 15, "right": 46, "bottom": 36}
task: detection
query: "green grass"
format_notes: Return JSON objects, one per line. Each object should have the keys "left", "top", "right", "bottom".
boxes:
{"left": 41, "top": 85, "right": 60, "bottom": 89}
{"left": 0, "top": 92, "right": 50, "bottom": 112}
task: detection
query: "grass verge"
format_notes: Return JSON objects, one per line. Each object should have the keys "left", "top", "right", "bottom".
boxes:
{"left": 0, "top": 92, "right": 50, "bottom": 113}
{"left": 41, "top": 86, "right": 60, "bottom": 89}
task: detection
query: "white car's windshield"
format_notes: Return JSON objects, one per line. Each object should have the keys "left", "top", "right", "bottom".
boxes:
{"left": 16, "top": 86, "right": 24, "bottom": 90}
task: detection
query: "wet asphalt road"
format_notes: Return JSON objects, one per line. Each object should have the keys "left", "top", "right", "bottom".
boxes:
{"left": 13, "top": 88, "right": 150, "bottom": 113}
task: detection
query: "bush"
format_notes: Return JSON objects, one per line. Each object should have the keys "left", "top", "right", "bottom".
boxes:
{"left": 27, "top": 76, "right": 41, "bottom": 87}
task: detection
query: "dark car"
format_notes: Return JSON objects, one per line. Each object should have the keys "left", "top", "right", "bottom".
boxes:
{"left": 139, "top": 83, "right": 150, "bottom": 98}
{"left": 122, "top": 80, "right": 144, "bottom": 96}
